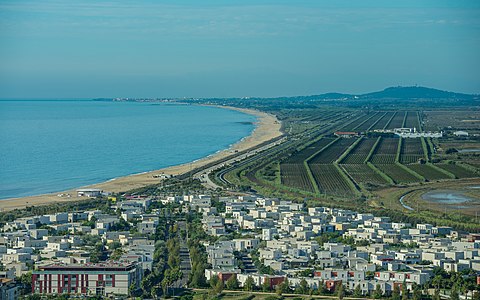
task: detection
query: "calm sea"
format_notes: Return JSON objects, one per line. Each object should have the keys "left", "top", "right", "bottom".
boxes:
{"left": 0, "top": 100, "right": 256, "bottom": 199}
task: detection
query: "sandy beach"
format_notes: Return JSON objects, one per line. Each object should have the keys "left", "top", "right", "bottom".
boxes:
{"left": 0, "top": 106, "right": 282, "bottom": 211}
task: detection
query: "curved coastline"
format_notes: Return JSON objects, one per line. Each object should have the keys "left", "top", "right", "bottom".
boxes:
{"left": 0, "top": 106, "right": 282, "bottom": 211}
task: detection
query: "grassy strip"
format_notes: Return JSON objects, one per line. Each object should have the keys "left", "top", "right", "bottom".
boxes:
{"left": 401, "top": 111, "right": 408, "bottom": 127}
{"left": 395, "top": 137, "right": 402, "bottom": 163}
{"left": 333, "top": 137, "right": 363, "bottom": 195}
{"left": 367, "top": 162, "right": 394, "bottom": 184}
{"left": 274, "top": 162, "right": 281, "bottom": 185}
{"left": 417, "top": 111, "right": 423, "bottom": 131}
{"left": 456, "top": 162, "right": 480, "bottom": 173}
{"left": 303, "top": 160, "right": 320, "bottom": 194}
{"left": 383, "top": 112, "right": 397, "bottom": 129}
{"left": 365, "top": 136, "right": 381, "bottom": 163}
{"left": 337, "top": 137, "right": 363, "bottom": 164}
{"left": 420, "top": 137, "right": 429, "bottom": 161}
{"left": 427, "top": 163, "right": 455, "bottom": 179}
{"left": 426, "top": 138, "right": 435, "bottom": 160}
{"left": 396, "top": 162, "right": 426, "bottom": 182}
{"left": 335, "top": 163, "right": 362, "bottom": 196}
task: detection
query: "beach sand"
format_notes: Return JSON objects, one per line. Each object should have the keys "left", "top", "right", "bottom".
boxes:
{"left": 0, "top": 106, "right": 282, "bottom": 211}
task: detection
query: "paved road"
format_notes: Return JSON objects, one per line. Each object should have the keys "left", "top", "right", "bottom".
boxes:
{"left": 240, "top": 255, "right": 257, "bottom": 274}
{"left": 193, "top": 137, "right": 287, "bottom": 189}
{"left": 173, "top": 221, "right": 192, "bottom": 289}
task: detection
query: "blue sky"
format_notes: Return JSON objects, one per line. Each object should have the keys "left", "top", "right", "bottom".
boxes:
{"left": 0, "top": 0, "right": 479, "bottom": 98}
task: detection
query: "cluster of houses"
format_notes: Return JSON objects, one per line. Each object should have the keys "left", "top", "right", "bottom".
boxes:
{"left": 334, "top": 128, "right": 443, "bottom": 139}
{"left": 1, "top": 192, "right": 479, "bottom": 298}
{"left": 374, "top": 128, "right": 443, "bottom": 138}
{"left": 194, "top": 194, "right": 480, "bottom": 295}
{"left": 0, "top": 196, "right": 168, "bottom": 298}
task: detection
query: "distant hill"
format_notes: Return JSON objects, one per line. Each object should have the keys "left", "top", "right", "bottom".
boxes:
{"left": 250, "top": 86, "right": 477, "bottom": 103}
{"left": 359, "top": 86, "right": 475, "bottom": 100}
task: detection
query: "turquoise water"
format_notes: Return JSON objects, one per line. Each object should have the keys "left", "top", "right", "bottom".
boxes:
{"left": 0, "top": 101, "right": 256, "bottom": 199}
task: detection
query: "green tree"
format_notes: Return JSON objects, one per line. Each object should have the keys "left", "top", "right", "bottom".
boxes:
{"left": 280, "top": 278, "right": 291, "bottom": 294}
{"left": 107, "top": 241, "right": 121, "bottom": 250}
{"left": 244, "top": 276, "right": 255, "bottom": 292}
{"left": 373, "top": 284, "right": 383, "bottom": 299}
{"left": 190, "top": 263, "right": 207, "bottom": 288}
{"left": 433, "top": 288, "right": 440, "bottom": 300}
{"left": 296, "top": 278, "right": 309, "bottom": 294}
{"left": 210, "top": 275, "right": 219, "bottom": 290}
{"left": 151, "top": 285, "right": 160, "bottom": 299}
{"left": 392, "top": 284, "right": 401, "bottom": 300}
{"left": 450, "top": 287, "right": 459, "bottom": 300}
{"left": 402, "top": 281, "right": 409, "bottom": 300}
{"left": 226, "top": 275, "right": 239, "bottom": 290}
{"left": 353, "top": 284, "right": 363, "bottom": 298}
{"left": 129, "top": 282, "right": 139, "bottom": 297}
{"left": 319, "top": 280, "right": 328, "bottom": 295}
{"left": 141, "top": 273, "right": 155, "bottom": 296}
{"left": 214, "top": 279, "right": 224, "bottom": 295}
{"left": 335, "top": 283, "right": 345, "bottom": 300}
{"left": 412, "top": 284, "right": 422, "bottom": 300}
{"left": 432, "top": 275, "right": 442, "bottom": 289}
{"left": 20, "top": 271, "right": 33, "bottom": 294}
{"left": 262, "top": 279, "right": 271, "bottom": 292}
{"left": 276, "top": 284, "right": 283, "bottom": 296}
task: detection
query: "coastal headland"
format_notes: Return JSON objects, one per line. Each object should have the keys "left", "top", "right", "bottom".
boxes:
{"left": 0, "top": 106, "right": 282, "bottom": 211}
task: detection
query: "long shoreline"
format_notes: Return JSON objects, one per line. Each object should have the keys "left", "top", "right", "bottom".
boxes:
{"left": 0, "top": 105, "right": 282, "bottom": 212}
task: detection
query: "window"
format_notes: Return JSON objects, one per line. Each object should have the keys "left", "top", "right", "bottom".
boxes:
{"left": 106, "top": 274, "right": 113, "bottom": 287}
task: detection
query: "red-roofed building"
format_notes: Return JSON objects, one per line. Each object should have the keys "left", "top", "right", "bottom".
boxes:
{"left": 32, "top": 262, "right": 142, "bottom": 297}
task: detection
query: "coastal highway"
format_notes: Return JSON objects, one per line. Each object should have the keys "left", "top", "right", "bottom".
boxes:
{"left": 192, "top": 136, "right": 287, "bottom": 190}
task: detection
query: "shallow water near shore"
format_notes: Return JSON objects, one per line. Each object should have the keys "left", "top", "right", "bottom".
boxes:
{"left": 421, "top": 190, "right": 475, "bottom": 204}
{"left": 0, "top": 100, "right": 256, "bottom": 199}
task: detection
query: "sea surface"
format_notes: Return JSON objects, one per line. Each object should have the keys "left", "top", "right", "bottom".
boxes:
{"left": 0, "top": 100, "right": 256, "bottom": 199}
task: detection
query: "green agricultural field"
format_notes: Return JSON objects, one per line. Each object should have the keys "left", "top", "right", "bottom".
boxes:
{"left": 374, "top": 164, "right": 420, "bottom": 184}
{"left": 340, "top": 138, "right": 377, "bottom": 164}
{"left": 435, "top": 163, "right": 478, "bottom": 178}
{"left": 404, "top": 111, "right": 421, "bottom": 129}
{"left": 399, "top": 138, "right": 425, "bottom": 164}
{"left": 385, "top": 111, "right": 406, "bottom": 129}
{"left": 372, "top": 112, "right": 395, "bottom": 130}
{"left": 309, "top": 138, "right": 356, "bottom": 164}
{"left": 280, "top": 163, "right": 315, "bottom": 193}
{"left": 309, "top": 164, "right": 356, "bottom": 197}
{"left": 341, "top": 164, "right": 389, "bottom": 186}
{"left": 370, "top": 138, "right": 398, "bottom": 164}
{"left": 406, "top": 164, "right": 452, "bottom": 181}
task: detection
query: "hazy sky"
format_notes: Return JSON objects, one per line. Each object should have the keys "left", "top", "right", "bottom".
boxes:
{"left": 1, "top": 0, "right": 479, "bottom": 98}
